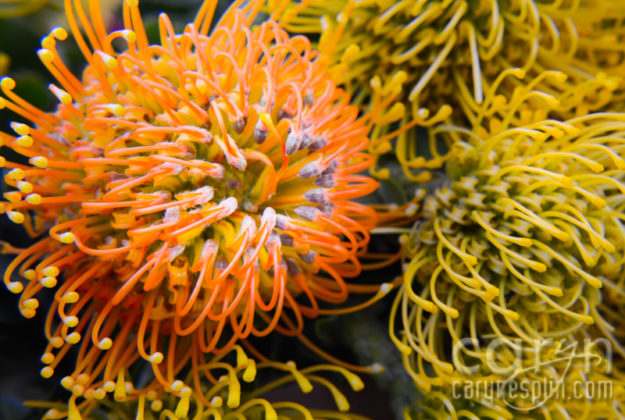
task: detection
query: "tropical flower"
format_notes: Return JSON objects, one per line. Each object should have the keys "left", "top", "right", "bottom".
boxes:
{"left": 271, "top": 0, "right": 624, "bottom": 182}
{"left": 32, "top": 346, "right": 367, "bottom": 420}
{"left": 0, "top": 0, "right": 379, "bottom": 398}
{"left": 390, "top": 114, "right": 625, "bottom": 415}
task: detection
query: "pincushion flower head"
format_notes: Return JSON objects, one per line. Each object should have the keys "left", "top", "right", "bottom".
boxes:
{"left": 0, "top": 0, "right": 379, "bottom": 398}
{"left": 272, "top": 0, "right": 624, "bottom": 182}
{"left": 387, "top": 114, "right": 625, "bottom": 418}
{"left": 388, "top": 114, "right": 625, "bottom": 412}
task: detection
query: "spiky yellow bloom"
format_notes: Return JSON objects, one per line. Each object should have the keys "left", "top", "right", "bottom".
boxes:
{"left": 0, "top": 0, "right": 380, "bottom": 398}
{"left": 272, "top": 0, "right": 625, "bottom": 181}
{"left": 390, "top": 113, "right": 625, "bottom": 416}
{"left": 31, "top": 347, "right": 367, "bottom": 420}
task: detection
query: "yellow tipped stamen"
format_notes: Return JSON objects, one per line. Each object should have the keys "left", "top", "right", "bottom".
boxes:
{"left": 7, "top": 211, "right": 25, "bottom": 224}
{"left": 63, "top": 316, "right": 79, "bottom": 327}
{"left": 7, "top": 168, "right": 24, "bottom": 181}
{"left": 65, "top": 332, "right": 81, "bottom": 344}
{"left": 10, "top": 122, "right": 30, "bottom": 135}
{"left": 62, "top": 292, "right": 79, "bottom": 303}
{"left": 40, "top": 367, "right": 54, "bottom": 378}
{"left": 49, "top": 84, "right": 73, "bottom": 105}
{"left": 58, "top": 233, "right": 75, "bottom": 244}
{"left": 15, "top": 135, "right": 33, "bottom": 147}
{"left": 4, "top": 191, "right": 21, "bottom": 203}
{"left": 17, "top": 181, "right": 33, "bottom": 194}
{"left": 31, "top": 156, "right": 48, "bottom": 168}
{"left": 7, "top": 282, "right": 23, "bottom": 294}
{"left": 42, "top": 267, "right": 59, "bottom": 277}
{"left": 148, "top": 352, "right": 163, "bottom": 364}
{"left": 23, "top": 298, "right": 39, "bottom": 310}
{"left": 98, "top": 338, "right": 112, "bottom": 350}
{"left": 40, "top": 276, "right": 57, "bottom": 288}
{"left": 26, "top": 194, "right": 42, "bottom": 205}
{"left": 60, "top": 377, "right": 74, "bottom": 390}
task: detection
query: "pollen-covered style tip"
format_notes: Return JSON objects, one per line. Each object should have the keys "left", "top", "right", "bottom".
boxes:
{"left": 0, "top": 0, "right": 378, "bottom": 399}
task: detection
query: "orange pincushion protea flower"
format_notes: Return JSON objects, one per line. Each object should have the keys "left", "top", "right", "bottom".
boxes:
{"left": 0, "top": 0, "right": 378, "bottom": 397}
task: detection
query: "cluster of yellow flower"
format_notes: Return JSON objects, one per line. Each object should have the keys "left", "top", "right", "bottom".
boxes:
{"left": 1, "top": 0, "right": 625, "bottom": 418}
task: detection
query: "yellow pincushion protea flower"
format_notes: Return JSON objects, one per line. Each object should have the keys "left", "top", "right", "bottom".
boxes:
{"left": 389, "top": 113, "right": 625, "bottom": 416}
{"left": 0, "top": 0, "right": 382, "bottom": 399}
{"left": 31, "top": 347, "right": 367, "bottom": 420}
{"left": 271, "top": 0, "right": 624, "bottom": 182}
{"left": 392, "top": 114, "right": 625, "bottom": 376}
